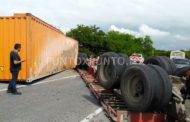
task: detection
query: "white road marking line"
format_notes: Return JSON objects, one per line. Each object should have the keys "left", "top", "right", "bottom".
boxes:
{"left": 0, "top": 85, "right": 25, "bottom": 92}
{"left": 0, "top": 88, "right": 8, "bottom": 92}
{"left": 80, "top": 108, "right": 103, "bottom": 122}
{"left": 0, "top": 74, "right": 80, "bottom": 92}
{"left": 33, "top": 74, "right": 80, "bottom": 86}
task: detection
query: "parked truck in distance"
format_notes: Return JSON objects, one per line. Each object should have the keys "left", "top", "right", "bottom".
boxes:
{"left": 170, "top": 50, "right": 185, "bottom": 59}
{"left": 170, "top": 50, "right": 190, "bottom": 68}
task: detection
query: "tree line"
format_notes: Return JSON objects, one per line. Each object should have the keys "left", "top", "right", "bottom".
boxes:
{"left": 66, "top": 25, "right": 190, "bottom": 58}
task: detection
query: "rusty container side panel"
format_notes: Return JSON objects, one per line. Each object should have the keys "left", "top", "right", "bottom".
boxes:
{"left": 0, "top": 16, "right": 27, "bottom": 81}
{"left": 27, "top": 14, "right": 78, "bottom": 81}
{"left": 0, "top": 13, "right": 78, "bottom": 82}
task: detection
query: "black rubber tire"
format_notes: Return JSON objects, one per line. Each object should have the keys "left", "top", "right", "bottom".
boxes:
{"left": 97, "top": 52, "right": 121, "bottom": 89}
{"left": 77, "top": 53, "right": 88, "bottom": 69}
{"left": 117, "top": 53, "right": 130, "bottom": 76}
{"left": 146, "top": 65, "right": 163, "bottom": 110}
{"left": 174, "top": 66, "right": 190, "bottom": 77}
{"left": 117, "top": 53, "right": 130, "bottom": 65}
{"left": 161, "top": 56, "right": 176, "bottom": 75}
{"left": 120, "top": 65, "right": 155, "bottom": 112}
{"left": 144, "top": 56, "right": 172, "bottom": 75}
{"left": 148, "top": 65, "right": 172, "bottom": 109}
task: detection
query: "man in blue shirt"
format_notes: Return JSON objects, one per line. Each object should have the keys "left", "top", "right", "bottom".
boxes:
{"left": 7, "top": 43, "right": 25, "bottom": 95}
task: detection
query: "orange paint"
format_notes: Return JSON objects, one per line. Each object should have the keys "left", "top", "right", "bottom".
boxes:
{"left": 0, "top": 13, "right": 78, "bottom": 82}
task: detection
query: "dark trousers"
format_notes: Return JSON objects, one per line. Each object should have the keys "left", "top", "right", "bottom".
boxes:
{"left": 8, "top": 71, "right": 19, "bottom": 92}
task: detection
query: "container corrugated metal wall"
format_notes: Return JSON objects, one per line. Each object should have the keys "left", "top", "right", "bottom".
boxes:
{"left": 0, "top": 13, "right": 78, "bottom": 82}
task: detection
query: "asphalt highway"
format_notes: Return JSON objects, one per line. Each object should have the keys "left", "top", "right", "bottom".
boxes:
{"left": 0, "top": 70, "right": 110, "bottom": 122}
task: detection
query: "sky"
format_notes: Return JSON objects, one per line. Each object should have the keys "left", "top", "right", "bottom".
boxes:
{"left": 0, "top": 0, "right": 189, "bottom": 50}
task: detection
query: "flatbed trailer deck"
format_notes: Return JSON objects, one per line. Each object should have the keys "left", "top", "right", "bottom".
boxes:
{"left": 77, "top": 69, "right": 166, "bottom": 122}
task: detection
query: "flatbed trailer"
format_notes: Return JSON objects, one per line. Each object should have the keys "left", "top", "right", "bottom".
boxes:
{"left": 77, "top": 69, "right": 166, "bottom": 122}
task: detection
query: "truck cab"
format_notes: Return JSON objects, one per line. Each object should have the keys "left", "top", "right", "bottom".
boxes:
{"left": 170, "top": 50, "right": 190, "bottom": 68}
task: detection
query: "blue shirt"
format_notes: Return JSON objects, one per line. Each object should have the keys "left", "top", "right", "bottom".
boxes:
{"left": 10, "top": 51, "right": 21, "bottom": 72}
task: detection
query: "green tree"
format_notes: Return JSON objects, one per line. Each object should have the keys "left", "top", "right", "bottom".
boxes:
{"left": 66, "top": 25, "right": 106, "bottom": 55}
{"left": 106, "top": 31, "right": 154, "bottom": 57}
{"left": 66, "top": 25, "right": 155, "bottom": 58}
{"left": 185, "top": 50, "right": 190, "bottom": 59}
{"left": 142, "top": 36, "right": 154, "bottom": 57}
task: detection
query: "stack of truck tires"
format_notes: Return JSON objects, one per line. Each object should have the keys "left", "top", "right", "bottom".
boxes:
{"left": 97, "top": 52, "right": 176, "bottom": 112}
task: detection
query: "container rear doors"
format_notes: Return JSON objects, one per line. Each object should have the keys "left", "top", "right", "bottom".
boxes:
{"left": 0, "top": 16, "right": 27, "bottom": 81}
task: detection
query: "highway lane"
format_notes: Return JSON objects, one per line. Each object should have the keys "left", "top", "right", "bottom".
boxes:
{"left": 0, "top": 70, "right": 110, "bottom": 122}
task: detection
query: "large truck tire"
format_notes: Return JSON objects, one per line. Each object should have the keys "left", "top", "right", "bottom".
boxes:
{"left": 120, "top": 65, "right": 155, "bottom": 112}
{"left": 97, "top": 52, "right": 121, "bottom": 89}
{"left": 161, "top": 56, "right": 176, "bottom": 75}
{"left": 77, "top": 53, "right": 88, "bottom": 69}
{"left": 120, "top": 64, "right": 171, "bottom": 112}
{"left": 146, "top": 65, "right": 163, "bottom": 110}
{"left": 174, "top": 66, "right": 190, "bottom": 77}
{"left": 148, "top": 65, "right": 172, "bottom": 109}
{"left": 117, "top": 53, "right": 130, "bottom": 66}
{"left": 97, "top": 52, "right": 130, "bottom": 89}
{"left": 117, "top": 53, "right": 130, "bottom": 76}
{"left": 144, "top": 56, "right": 174, "bottom": 75}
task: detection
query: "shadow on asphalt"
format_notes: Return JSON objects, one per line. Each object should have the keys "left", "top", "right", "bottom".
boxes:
{"left": 0, "top": 71, "right": 63, "bottom": 85}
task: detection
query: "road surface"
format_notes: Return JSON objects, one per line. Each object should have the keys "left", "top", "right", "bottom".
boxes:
{"left": 0, "top": 70, "right": 110, "bottom": 122}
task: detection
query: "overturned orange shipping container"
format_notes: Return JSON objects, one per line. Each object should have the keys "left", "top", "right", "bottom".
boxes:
{"left": 0, "top": 13, "right": 78, "bottom": 82}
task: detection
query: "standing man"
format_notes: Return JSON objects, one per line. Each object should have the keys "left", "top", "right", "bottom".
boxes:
{"left": 7, "top": 43, "right": 25, "bottom": 95}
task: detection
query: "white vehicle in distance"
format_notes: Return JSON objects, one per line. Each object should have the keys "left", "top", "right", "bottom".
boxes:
{"left": 129, "top": 53, "right": 144, "bottom": 64}
{"left": 170, "top": 50, "right": 189, "bottom": 68}
{"left": 170, "top": 50, "right": 185, "bottom": 59}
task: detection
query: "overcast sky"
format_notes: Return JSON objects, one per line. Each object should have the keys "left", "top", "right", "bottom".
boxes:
{"left": 0, "top": 0, "right": 189, "bottom": 50}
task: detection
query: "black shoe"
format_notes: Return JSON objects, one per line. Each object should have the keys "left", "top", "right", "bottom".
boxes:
{"left": 7, "top": 90, "right": 12, "bottom": 93}
{"left": 12, "top": 91, "right": 22, "bottom": 95}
